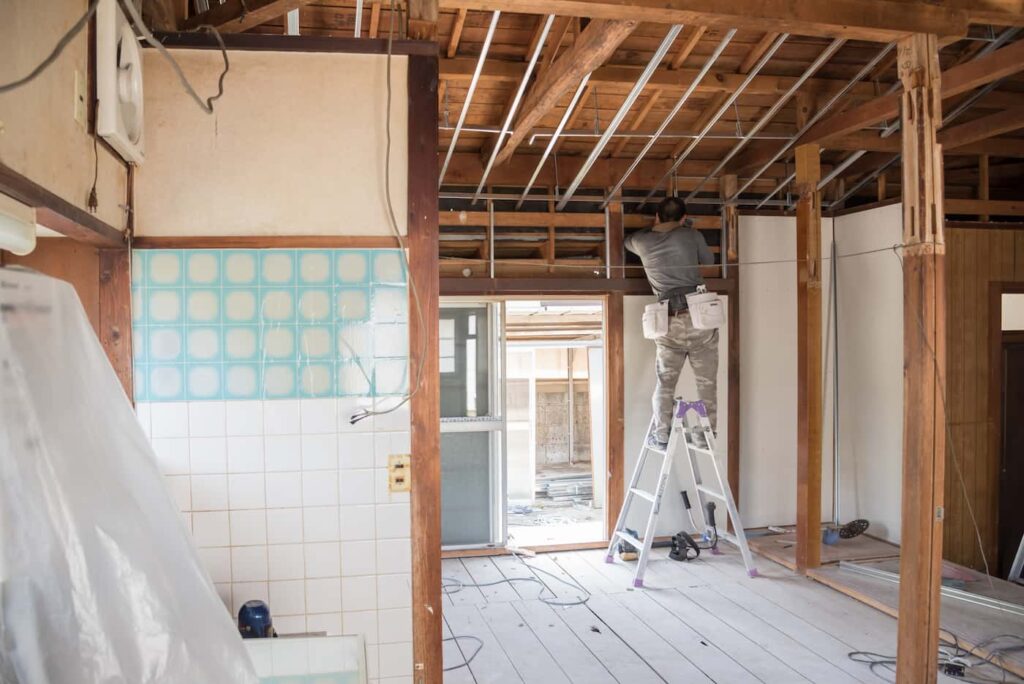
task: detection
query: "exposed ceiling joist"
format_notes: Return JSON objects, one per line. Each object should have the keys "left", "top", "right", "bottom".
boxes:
{"left": 492, "top": 19, "right": 638, "bottom": 165}
{"left": 439, "top": 58, "right": 880, "bottom": 99}
{"left": 408, "top": 0, "right": 439, "bottom": 40}
{"left": 797, "top": 38, "right": 1024, "bottom": 147}
{"left": 938, "top": 107, "right": 1024, "bottom": 150}
{"left": 183, "top": 0, "right": 314, "bottom": 31}
{"left": 437, "top": 0, "right": 969, "bottom": 41}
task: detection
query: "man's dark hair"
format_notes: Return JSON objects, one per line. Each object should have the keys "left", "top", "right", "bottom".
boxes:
{"left": 656, "top": 196, "right": 687, "bottom": 223}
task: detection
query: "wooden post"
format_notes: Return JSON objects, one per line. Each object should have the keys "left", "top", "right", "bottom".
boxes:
{"left": 720, "top": 174, "right": 739, "bottom": 265}
{"left": 896, "top": 33, "right": 946, "bottom": 684}
{"left": 605, "top": 293, "right": 625, "bottom": 538}
{"left": 720, "top": 174, "right": 740, "bottom": 511}
{"left": 795, "top": 143, "right": 823, "bottom": 574}
{"left": 99, "top": 249, "right": 134, "bottom": 400}
{"left": 978, "top": 154, "right": 990, "bottom": 221}
{"left": 407, "top": 54, "right": 442, "bottom": 684}
{"left": 606, "top": 187, "right": 624, "bottom": 277}
{"left": 878, "top": 171, "right": 888, "bottom": 202}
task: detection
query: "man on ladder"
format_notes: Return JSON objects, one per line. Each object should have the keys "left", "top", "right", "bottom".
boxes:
{"left": 625, "top": 196, "right": 719, "bottom": 450}
{"left": 608, "top": 196, "right": 756, "bottom": 588}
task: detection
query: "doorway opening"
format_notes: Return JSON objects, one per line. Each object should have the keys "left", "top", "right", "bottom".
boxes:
{"left": 504, "top": 300, "right": 606, "bottom": 547}
{"left": 439, "top": 298, "right": 607, "bottom": 551}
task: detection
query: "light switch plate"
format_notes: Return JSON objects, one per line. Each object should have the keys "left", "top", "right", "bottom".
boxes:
{"left": 388, "top": 454, "right": 411, "bottom": 492}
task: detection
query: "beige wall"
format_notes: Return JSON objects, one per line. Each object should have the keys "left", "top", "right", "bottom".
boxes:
{"left": 0, "top": 0, "right": 129, "bottom": 231}
{"left": 137, "top": 49, "right": 408, "bottom": 237}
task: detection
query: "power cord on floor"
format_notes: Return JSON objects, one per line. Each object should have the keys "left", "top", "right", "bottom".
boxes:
{"left": 442, "top": 548, "right": 591, "bottom": 608}
{"left": 439, "top": 547, "right": 592, "bottom": 673}
{"left": 442, "top": 635, "right": 483, "bottom": 672}
{"left": 848, "top": 632, "right": 1024, "bottom": 683}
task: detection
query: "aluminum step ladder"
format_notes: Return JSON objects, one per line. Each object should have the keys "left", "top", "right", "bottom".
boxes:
{"left": 1010, "top": 532, "right": 1024, "bottom": 585}
{"left": 605, "top": 399, "right": 758, "bottom": 587}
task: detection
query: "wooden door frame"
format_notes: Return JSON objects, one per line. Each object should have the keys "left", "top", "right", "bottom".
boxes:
{"left": 987, "top": 282, "right": 1024, "bottom": 573}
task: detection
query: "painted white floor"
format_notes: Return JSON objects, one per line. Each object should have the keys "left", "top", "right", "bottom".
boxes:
{"left": 440, "top": 546, "right": 964, "bottom": 684}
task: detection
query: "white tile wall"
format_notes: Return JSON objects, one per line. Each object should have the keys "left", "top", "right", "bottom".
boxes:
{"left": 136, "top": 398, "right": 413, "bottom": 680}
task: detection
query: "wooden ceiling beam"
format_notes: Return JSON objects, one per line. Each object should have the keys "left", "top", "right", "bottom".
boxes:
{"left": 446, "top": 8, "right": 467, "bottom": 57}
{"left": 609, "top": 89, "right": 663, "bottom": 157}
{"left": 183, "top": 0, "right": 315, "bottom": 31}
{"left": 798, "top": 38, "right": 1024, "bottom": 146}
{"left": 440, "top": 58, "right": 881, "bottom": 98}
{"left": 668, "top": 25, "right": 706, "bottom": 69}
{"left": 938, "top": 107, "right": 1024, "bottom": 150}
{"left": 436, "top": 0, "right": 968, "bottom": 41}
{"left": 408, "top": 0, "right": 439, "bottom": 40}
{"left": 493, "top": 19, "right": 638, "bottom": 165}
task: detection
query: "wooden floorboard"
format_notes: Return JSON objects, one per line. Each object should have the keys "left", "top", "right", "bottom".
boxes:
{"left": 748, "top": 531, "right": 900, "bottom": 570}
{"left": 443, "top": 546, "right": 1019, "bottom": 683}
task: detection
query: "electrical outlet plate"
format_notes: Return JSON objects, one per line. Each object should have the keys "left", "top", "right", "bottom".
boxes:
{"left": 388, "top": 454, "right": 411, "bottom": 493}
{"left": 73, "top": 69, "right": 87, "bottom": 130}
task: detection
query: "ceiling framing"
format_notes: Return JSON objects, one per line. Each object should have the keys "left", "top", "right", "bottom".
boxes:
{"left": 177, "top": 1, "right": 1024, "bottom": 218}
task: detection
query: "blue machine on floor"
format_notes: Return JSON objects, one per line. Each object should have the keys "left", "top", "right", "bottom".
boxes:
{"left": 238, "top": 600, "right": 275, "bottom": 639}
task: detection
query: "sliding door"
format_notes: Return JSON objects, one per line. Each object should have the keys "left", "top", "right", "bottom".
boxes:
{"left": 439, "top": 302, "right": 506, "bottom": 548}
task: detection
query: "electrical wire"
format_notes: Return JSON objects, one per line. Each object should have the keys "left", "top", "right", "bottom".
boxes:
{"left": 347, "top": 0, "right": 428, "bottom": 424}
{"left": 116, "top": 0, "right": 229, "bottom": 115}
{"left": 0, "top": 0, "right": 101, "bottom": 94}
{"left": 441, "top": 548, "right": 591, "bottom": 608}
{"left": 442, "top": 635, "right": 483, "bottom": 672}
{"left": 848, "top": 631, "right": 1024, "bottom": 683}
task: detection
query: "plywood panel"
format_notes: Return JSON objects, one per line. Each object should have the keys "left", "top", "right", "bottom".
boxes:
{"left": 942, "top": 227, "right": 1024, "bottom": 571}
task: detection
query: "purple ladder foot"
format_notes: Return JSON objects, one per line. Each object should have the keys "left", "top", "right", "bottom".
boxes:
{"left": 633, "top": 579, "right": 644, "bottom": 588}
{"left": 711, "top": 547, "right": 723, "bottom": 555}
{"left": 605, "top": 555, "right": 615, "bottom": 564}
{"left": 748, "top": 568, "right": 759, "bottom": 578}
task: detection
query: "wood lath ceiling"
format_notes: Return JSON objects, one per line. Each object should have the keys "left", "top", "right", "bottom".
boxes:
{"left": 178, "top": 1, "right": 1024, "bottom": 214}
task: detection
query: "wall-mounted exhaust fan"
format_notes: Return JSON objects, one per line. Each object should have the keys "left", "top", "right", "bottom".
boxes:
{"left": 96, "top": 0, "right": 145, "bottom": 164}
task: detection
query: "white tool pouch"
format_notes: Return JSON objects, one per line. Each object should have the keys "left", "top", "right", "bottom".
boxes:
{"left": 686, "top": 285, "right": 725, "bottom": 329}
{"left": 642, "top": 300, "right": 669, "bottom": 339}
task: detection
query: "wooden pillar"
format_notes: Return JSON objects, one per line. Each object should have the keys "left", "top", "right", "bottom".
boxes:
{"left": 720, "top": 174, "right": 740, "bottom": 512}
{"left": 978, "top": 155, "right": 990, "bottom": 221}
{"left": 878, "top": 171, "right": 888, "bottom": 203}
{"left": 896, "top": 33, "right": 946, "bottom": 684}
{"left": 605, "top": 293, "right": 625, "bottom": 538}
{"left": 720, "top": 174, "right": 739, "bottom": 265}
{"left": 407, "top": 54, "right": 442, "bottom": 684}
{"left": 607, "top": 186, "right": 624, "bottom": 277}
{"left": 795, "top": 143, "right": 823, "bottom": 574}
{"left": 99, "top": 249, "right": 134, "bottom": 400}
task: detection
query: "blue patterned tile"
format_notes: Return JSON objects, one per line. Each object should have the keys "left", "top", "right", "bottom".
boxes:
{"left": 224, "top": 325, "right": 260, "bottom": 361}
{"left": 186, "top": 326, "right": 222, "bottom": 362}
{"left": 335, "top": 250, "right": 369, "bottom": 284}
{"left": 185, "top": 250, "right": 221, "bottom": 286}
{"left": 297, "top": 250, "right": 332, "bottom": 285}
{"left": 260, "top": 250, "right": 296, "bottom": 285}
{"left": 224, "top": 363, "right": 261, "bottom": 400}
{"left": 132, "top": 248, "right": 405, "bottom": 402}
{"left": 260, "top": 288, "right": 297, "bottom": 323}
{"left": 148, "top": 363, "right": 186, "bottom": 401}
{"left": 223, "top": 251, "right": 258, "bottom": 286}
{"left": 186, "top": 364, "right": 223, "bottom": 400}
{"left": 147, "top": 251, "right": 183, "bottom": 286}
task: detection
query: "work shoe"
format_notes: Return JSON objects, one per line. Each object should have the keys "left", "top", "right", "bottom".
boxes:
{"left": 689, "top": 428, "right": 710, "bottom": 450}
{"left": 646, "top": 434, "right": 668, "bottom": 452}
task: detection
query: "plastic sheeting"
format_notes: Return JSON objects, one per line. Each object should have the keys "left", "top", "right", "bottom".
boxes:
{"left": 0, "top": 268, "right": 257, "bottom": 684}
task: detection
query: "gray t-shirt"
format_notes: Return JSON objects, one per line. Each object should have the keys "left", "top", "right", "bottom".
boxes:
{"left": 624, "top": 219, "right": 714, "bottom": 300}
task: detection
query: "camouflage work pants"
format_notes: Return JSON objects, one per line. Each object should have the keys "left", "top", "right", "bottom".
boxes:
{"left": 652, "top": 311, "right": 719, "bottom": 442}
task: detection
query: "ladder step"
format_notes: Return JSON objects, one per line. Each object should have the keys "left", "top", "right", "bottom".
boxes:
{"left": 687, "top": 444, "right": 714, "bottom": 455}
{"left": 696, "top": 484, "right": 726, "bottom": 500}
{"left": 615, "top": 530, "right": 644, "bottom": 550}
{"left": 629, "top": 487, "right": 657, "bottom": 503}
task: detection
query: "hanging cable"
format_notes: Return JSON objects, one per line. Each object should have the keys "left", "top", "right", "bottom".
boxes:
{"left": 348, "top": 0, "right": 427, "bottom": 424}
{"left": 0, "top": 0, "right": 100, "bottom": 94}
{"left": 116, "top": 0, "right": 229, "bottom": 115}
